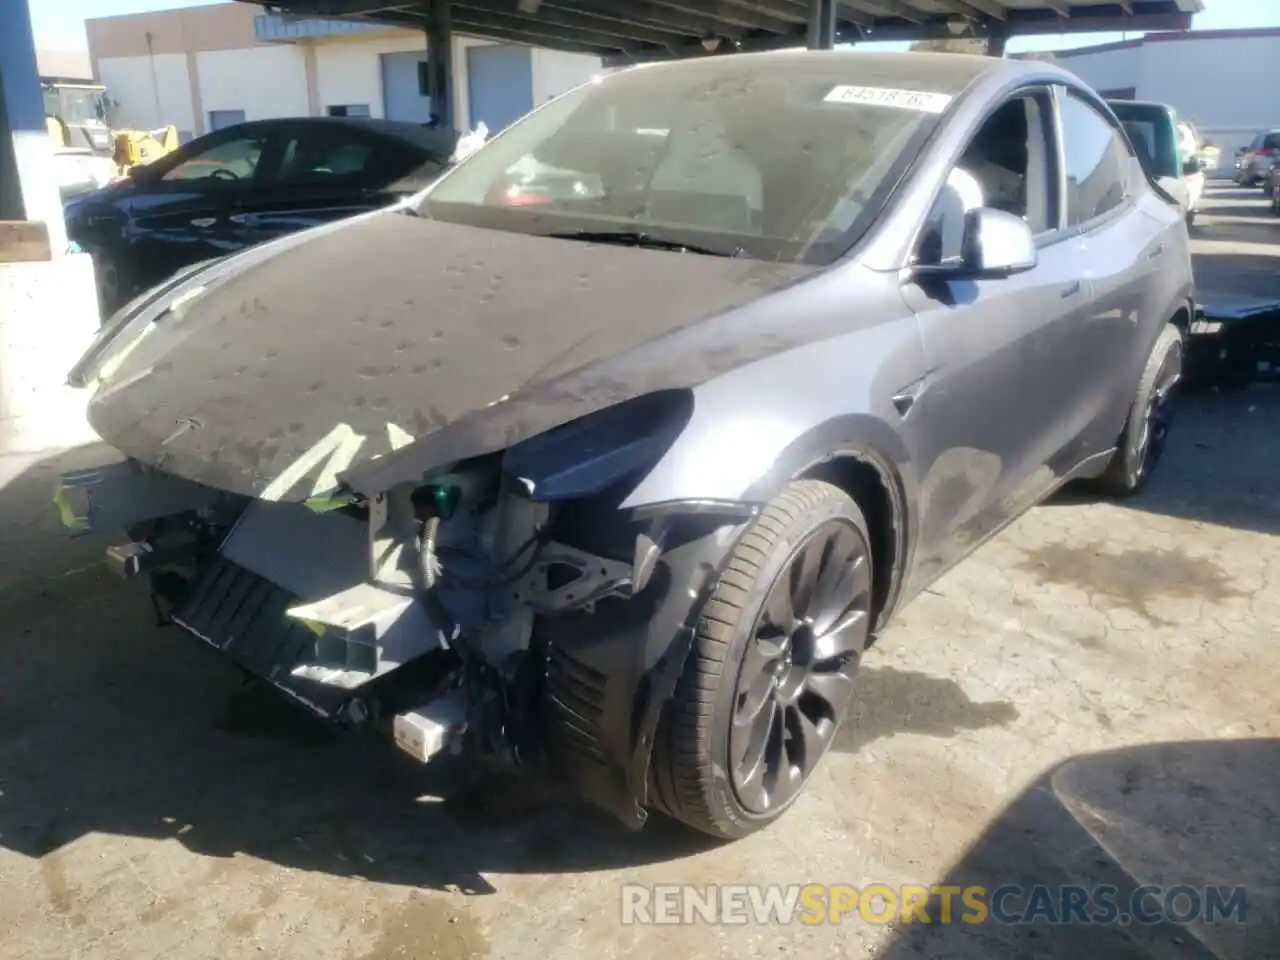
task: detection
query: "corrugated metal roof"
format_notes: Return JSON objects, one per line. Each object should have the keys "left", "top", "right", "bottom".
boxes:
{"left": 240, "top": 0, "right": 1202, "bottom": 62}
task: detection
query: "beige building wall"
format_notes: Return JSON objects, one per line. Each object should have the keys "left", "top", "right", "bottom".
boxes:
{"left": 87, "top": 3, "right": 601, "bottom": 138}
{"left": 530, "top": 48, "right": 600, "bottom": 106}
{"left": 197, "top": 46, "right": 310, "bottom": 122}
{"left": 96, "top": 52, "right": 196, "bottom": 136}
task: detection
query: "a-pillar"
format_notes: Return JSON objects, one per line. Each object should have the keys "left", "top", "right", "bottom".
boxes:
{"left": 423, "top": 0, "right": 454, "bottom": 129}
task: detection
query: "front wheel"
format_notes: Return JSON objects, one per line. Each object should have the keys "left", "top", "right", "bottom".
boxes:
{"left": 648, "top": 480, "right": 873, "bottom": 840}
{"left": 93, "top": 254, "right": 133, "bottom": 318}
{"left": 1095, "top": 324, "right": 1183, "bottom": 498}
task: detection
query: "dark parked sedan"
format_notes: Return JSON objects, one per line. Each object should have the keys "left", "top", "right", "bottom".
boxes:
{"left": 60, "top": 51, "right": 1192, "bottom": 842}
{"left": 64, "top": 116, "right": 458, "bottom": 313}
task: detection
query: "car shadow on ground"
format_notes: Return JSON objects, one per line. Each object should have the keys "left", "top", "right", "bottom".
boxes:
{"left": 870, "top": 738, "right": 1279, "bottom": 960}
{"left": 1050, "top": 386, "right": 1280, "bottom": 536}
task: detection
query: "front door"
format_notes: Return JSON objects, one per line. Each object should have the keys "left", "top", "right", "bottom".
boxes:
{"left": 226, "top": 123, "right": 406, "bottom": 247}
{"left": 125, "top": 127, "right": 275, "bottom": 287}
{"left": 900, "top": 88, "right": 1096, "bottom": 592}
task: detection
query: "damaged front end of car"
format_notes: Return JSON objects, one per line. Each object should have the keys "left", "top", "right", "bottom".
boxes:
{"left": 55, "top": 388, "right": 757, "bottom": 829}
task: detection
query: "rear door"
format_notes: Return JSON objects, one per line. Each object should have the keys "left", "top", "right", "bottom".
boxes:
{"left": 226, "top": 122, "right": 427, "bottom": 247}
{"left": 903, "top": 86, "right": 1098, "bottom": 586}
{"left": 1056, "top": 87, "right": 1164, "bottom": 456}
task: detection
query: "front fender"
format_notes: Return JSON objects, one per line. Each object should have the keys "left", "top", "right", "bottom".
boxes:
{"left": 618, "top": 299, "right": 925, "bottom": 513}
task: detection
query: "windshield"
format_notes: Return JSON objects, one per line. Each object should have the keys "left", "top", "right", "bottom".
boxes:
{"left": 56, "top": 87, "right": 109, "bottom": 126}
{"left": 415, "top": 56, "right": 959, "bottom": 264}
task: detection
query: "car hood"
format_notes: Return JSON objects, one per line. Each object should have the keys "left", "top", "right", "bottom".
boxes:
{"left": 81, "top": 209, "right": 812, "bottom": 500}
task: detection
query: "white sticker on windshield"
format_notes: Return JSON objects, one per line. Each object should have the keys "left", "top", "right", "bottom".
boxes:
{"left": 824, "top": 85, "right": 953, "bottom": 113}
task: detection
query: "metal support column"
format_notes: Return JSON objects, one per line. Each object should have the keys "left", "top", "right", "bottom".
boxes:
{"left": 806, "top": 0, "right": 837, "bottom": 50}
{"left": 0, "top": 0, "right": 65, "bottom": 245}
{"left": 985, "top": 25, "right": 1008, "bottom": 58}
{"left": 423, "top": 0, "right": 454, "bottom": 129}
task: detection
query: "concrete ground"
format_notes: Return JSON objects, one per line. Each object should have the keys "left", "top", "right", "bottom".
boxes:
{"left": 1, "top": 186, "right": 1277, "bottom": 960}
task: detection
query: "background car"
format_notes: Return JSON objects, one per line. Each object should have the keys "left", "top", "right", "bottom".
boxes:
{"left": 64, "top": 116, "right": 459, "bottom": 314}
{"left": 1109, "top": 99, "right": 1203, "bottom": 225}
{"left": 1233, "top": 128, "right": 1280, "bottom": 186}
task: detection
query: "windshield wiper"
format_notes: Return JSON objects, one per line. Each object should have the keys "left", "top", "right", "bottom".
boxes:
{"left": 546, "top": 230, "right": 743, "bottom": 258}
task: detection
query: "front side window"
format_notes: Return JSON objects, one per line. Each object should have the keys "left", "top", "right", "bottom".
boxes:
{"left": 1059, "top": 92, "right": 1131, "bottom": 227}
{"left": 415, "top": 60, "right": 968, "bottom": 264}
{"left": 161, "top": 135, "right": 265, "bottom": 183}
{"left": 917, "top": 92, "right": 1055, "bottom": 266}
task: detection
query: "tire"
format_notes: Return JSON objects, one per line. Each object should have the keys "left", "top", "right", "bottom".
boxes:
{"left": 1095, "top": 324, "right": 1183, "bottom": 498}
{"left": 94, "top": 254, "right": 131, "bottom": 318}
{"left": 649, "top": 479, "right": 873, "bottom": 840}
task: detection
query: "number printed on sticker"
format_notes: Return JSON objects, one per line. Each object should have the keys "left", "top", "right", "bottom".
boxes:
{"left": 824, "top": 85, "right": 953, "bottom": 114}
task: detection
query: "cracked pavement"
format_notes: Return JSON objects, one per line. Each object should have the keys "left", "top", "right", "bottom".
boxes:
{"left": 0, "top": 186, "right": 1276, "bottom": 960}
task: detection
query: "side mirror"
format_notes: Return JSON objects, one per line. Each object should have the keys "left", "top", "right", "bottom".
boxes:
{"left": 1182, "top": 159, "right": 1203, "bottom": 175}
{"left": 915, "top": 207, "right": 1037, "bottom": 281}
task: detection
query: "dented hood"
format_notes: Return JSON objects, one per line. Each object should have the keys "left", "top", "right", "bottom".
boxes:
{"left": 81, "top": 208, "right": 810, "bottom": 500}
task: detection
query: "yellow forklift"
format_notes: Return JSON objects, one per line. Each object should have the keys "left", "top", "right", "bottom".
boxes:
{"left": 41, "top": 76, "right": 179, "bottom": 196}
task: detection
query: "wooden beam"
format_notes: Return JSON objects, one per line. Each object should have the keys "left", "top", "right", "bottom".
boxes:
{"left": 936, "top": 0, "right": 1007, "bottom": 19}
{"left": 842, "top": 0, "right": 924, "bottom": 24}
{"left": 0, "top": 221, "right": 51, "bottom": 264}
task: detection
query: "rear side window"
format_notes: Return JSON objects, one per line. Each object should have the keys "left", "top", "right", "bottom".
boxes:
{"left": 276, "top": 127, "right": 382, "bottom": 186}
{"left": 1059, "top": 92, "right": 1131, "bottom": 226}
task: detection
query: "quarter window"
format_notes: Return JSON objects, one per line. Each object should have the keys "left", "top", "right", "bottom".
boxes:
{"left": 1059, "top": 92, "right": 1131, "bottom": 226}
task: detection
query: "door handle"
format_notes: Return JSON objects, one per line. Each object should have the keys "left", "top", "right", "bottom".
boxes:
{"left": 1147, "top": 242, "right": 1165, "bottom": 260}
{"left": 227, "top": 213, "right": 248, "bottom": 224}
{"left": 1061, "top": 280, "right": 1082, "bottom": 299}
{"left": 189, "top": 217, "right": 215, "bottom": 228}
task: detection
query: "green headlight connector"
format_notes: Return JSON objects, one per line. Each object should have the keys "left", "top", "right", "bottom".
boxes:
{"left": 432, "top": 484, "right": 460, "bottom": 520}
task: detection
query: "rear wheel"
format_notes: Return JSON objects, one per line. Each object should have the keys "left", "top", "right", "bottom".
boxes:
{"left": 649, "top": 480, "right": 873, "bottom": 839}
{"left": 1095, "top": 324, "right": 1183, "bottom": 497}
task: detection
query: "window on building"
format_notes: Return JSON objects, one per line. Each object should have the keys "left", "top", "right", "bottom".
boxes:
{"left": 1059, "top": 92, "right": 1131, "bottom": 227}
{"left": 327, "top": 104, "right": 372, "bottom": 118}
{"left": 208, "top": 109, "right": 247, "bottom": 132}
{"left": 417, "top": 60, "right": 431, "bottom": 97}
{"left": 161, "top": 134, "right": 265, "bottom": 183}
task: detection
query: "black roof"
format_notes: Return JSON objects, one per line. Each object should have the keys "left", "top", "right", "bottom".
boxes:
{"left": 241, "top": 0, "right": 1201, "bottom": 63}
{"left": 225, "top": 115, "right": 460, "bottom": 157}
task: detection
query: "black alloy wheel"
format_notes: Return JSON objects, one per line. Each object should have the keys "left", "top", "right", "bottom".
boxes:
{"left": 1131, "top": 334, "right": 1182, "bottom": 487}
{"left": 647, "top": 479, "right": 875, "bottom": 839}
{"left": 729, "top": 518, "right": 871, "bottom": 815}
